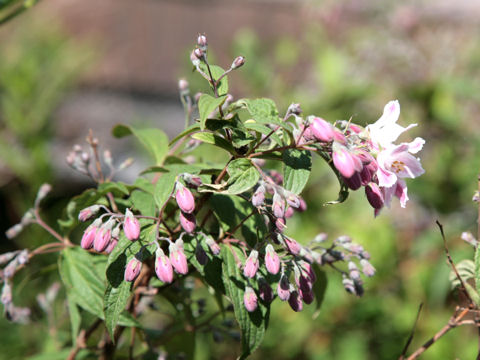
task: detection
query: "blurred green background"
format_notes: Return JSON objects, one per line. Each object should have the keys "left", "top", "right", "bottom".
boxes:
{"left": 1, "top": 0, "right": 480, "bottom": 359}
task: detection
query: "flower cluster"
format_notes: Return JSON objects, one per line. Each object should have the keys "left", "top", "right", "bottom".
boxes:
{"left": 292, "top": 100, "right": 425, "bottom": 215}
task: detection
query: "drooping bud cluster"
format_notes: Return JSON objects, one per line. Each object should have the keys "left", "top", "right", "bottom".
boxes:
{"left": 150, "top": 239, "right": 189, "bottom": 284}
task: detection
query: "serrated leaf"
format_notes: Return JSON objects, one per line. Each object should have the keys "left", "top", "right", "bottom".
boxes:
{"left": 153, "top": 173, "right": 177, "bottom": 211}
{"left": 237, "top": 98, "right": 292, "bottom": 132}
{"left": 283, "top": 149, "right": 312, "bottom": 195}
{"left": 198, "top": 94, "right": 227, "bottom": 130}
{"left": 112, "top": 125, "right": 169, "bottom": 165}
{"left": 191, "top": 132, "right": 235, "bottom": 154}
{"left": 221, "top": 247, "right": 268, "bottom": 359}
{"left": 67, "top": 293, "right": 81, "bottom": 346}
{"left": 210, "top": 194, "right": 266, "bottom": 248}
{"left": 226, "top": 158, "right": 259, "bottom": 195}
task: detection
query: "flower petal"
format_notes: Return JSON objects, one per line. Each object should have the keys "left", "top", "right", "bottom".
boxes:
{"left": 395, "top": 179, "right": 409, "bottom": 208}
{"left": 407, "top": 137, "right": 425, "bottom": 154}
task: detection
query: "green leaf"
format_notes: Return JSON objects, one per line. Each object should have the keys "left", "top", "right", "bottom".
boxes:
{"left": 67, "top": 293, "right": 81, "bottom": 346}
{"left": 475, "top": 244, "right": 480, "bottom": 291}
{"left": 169, "top": 124, "right": 200, "bottom": 146}
{"left": 153, "top": 172, "right": 177, "bottom": 211}
{"left": 112, "top": 124, "right": 169, "bottom": 165}
{"left": 244, "top": 122, "right": 282, "bottom": 146}
{"left": 198, "top": 64, "right": 229, "bottom": 96}
{"left": 59, "top": 247, "right": 139, "bottom": 328}
{"left": 58, "top": 182, "right": 131, "bottom": 231}
{"left": 210, "top": 194, "right": 266, "bottom": 247}
{"left": 231, "top": 128, "right": 256, "bottom": 148}
{"left": 226, "top": 158, "right": 260, "bottom": 195}
{"left": 222, "top": 247, "right": 269, "bottom": 359}
{"left": 283, "top": 149, "right": 312, "bottom": 195}
{"left": 104, "top": 235, "right": 135, "bottom": 339}
{"left": 311, "top": 265, "right": 328, "bottom": 319}
{"left": 191, "top": 132, "right": 235, "bottom": 154}
{"left": 198, "top": 94, "right": 227, "bottom": 130}
{"left": 131, "top": 189, "right": 156, "bottom": 217}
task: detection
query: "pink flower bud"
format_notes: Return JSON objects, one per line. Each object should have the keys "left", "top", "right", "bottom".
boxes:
{"left": 169, "top": 242, "right": 188, "bottom": 275}
{"left": 284, "top": 237, "right": 301, "bottom": 255}
{"left": 285, "top": 192, "right": 301, "bottom": 209}
{"left": 365, "top": 183, "right": 384, "bottom": 209}
{"left": 176, "top": 185, "right": 195, "bottom": 214}
{"left": 231, "top": 56, "right": 245, "bottom": 69}
{"left": 287, "top": 103, "right": 302, "bottom": 116}
{"left": 277, "top": 275, "right": 291, "bottom": 301}
{"left": 332, "top": 145, "right": 356, "bottom": 178}
{"left": 348, "top": 124, "right": 363, "bottom": 134}
{"left": 243, "top": 286, "right": 257, "bottom": 312}
{"left": 275, "top": 217, "right": 286, "bottom": 232}
{"left": 178, "top": 78, "right": 189, "bottom": 92}
{"left": 310, "top": 117, "right": 335, "bottom": 142}
{"left": 190, "top": 50, "right": 200, "bottom": 66}
{"left": 104, "top": 238, "right": 118, "bottom": 254}
{"left": 300, "top": 288, "right": 314, "bottom": 305}
{"left": 94, "top": 227, "right": 111, "bottom": 252}
{"left": 6, "top": 224, "right": 23, "bottom": 239}
{"left": 269, "top": 170, "right": 283, "bottom": 185}
{"left": 179, "top": 211, "right": 196, "bottom": 234}
{"left": 285, "top": 206, "right": 294, "bottom": 218}
{"left": 297, "top": 198, "right": 307, "bottom": 212}
{"left": 360, "top": 259, "right": 376, "bottom": 277}
{"left": 360, "top": 166, "right": 373, "bottom": 185}
{"left": 78, "top": 205, "right": 100, "bottom": 222}
{"left": 333, "top": 130, "right": 347, "bottom": 144}
{"left": 301, "top": 262, "right": 316, "bottom": 282}
{"left": 1, "top": 282, "right": 12, "bottom": 305}
{"left": 205, "top": 236, "right": 221, "bottom": 255}
{"left": 194, "top": 47, "right": 204, "bottom": 60}
{"left": 155, "top": 248, "right": 174, "bottom": 283}
{"left": 288, "top": 290, "right": 303, "bottom": 312}
{"left": 197, "top": 34, "right": 207, "bottom": 49}
{"left": 183, "top": 173, "right": 202, "bottom": 188}
{"left": 124, "top": 209, "right": 140, "bottom": 241}
{"left": 272, "top": 193, "right": 285, "bottom": 218}
{"left": 243, "top": 250, "right": 259, "bottom": 278}
{"left": 124, "top": 257, "right": 142, "bottom": 282}
{"left": 342, "top": 172, "right": 362, "bottom": 191}
{"left": 252, "top": 185, "right": 266, "bottom": 207}
{"left": 265, "top": 245, "right": 280, "bottom": 275}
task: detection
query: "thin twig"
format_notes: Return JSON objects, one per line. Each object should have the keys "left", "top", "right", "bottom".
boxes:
{"left": 399, "top": 303, "right": 423, "bottom": 360}
{"left": 436, "top": 220, "right": 474, "bottom": 307}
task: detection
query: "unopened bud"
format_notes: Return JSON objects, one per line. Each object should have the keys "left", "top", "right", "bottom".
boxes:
{"left": 169, "top": 242, "right": 188, "bottom": 275}
{"left": 3, "top": 259, "right": 18, "bottom": 278}
{"left": 461, "top": 232, "right": 478, "bottom": 247}
{"left": 309, "top": 117, "right": 335, "bottom": 143}
{"left": 265, "top": 245, "right": 280, "bottom": 275}
{"left": 73, "top": 144, "right": 82, "bottom": 152}
{"left": 231, "top": 56, "right": 245, "bottom": 69}
{"left": 6, "top": 224, "right": 23, "bottom": 239}
{"left": 180, "top": 211, "right": 196, "bottom": 234}
{"left": 342, "top": 173, "right": 362, "bottom": 191}
{"left": 35, "top": 184, "right": 52, "bottom": 205}
{"left": 272, "top": 192, "right": 285, "bottom": 218}
{"left": 365, "top": 182, "right": 384, "bottom": 209}
{"left": 252, "top": 185, "right": 266, "bottom": 207}
{"left": 284, "top": 192, "right": 301, "bottom": 209}
{"left": 314, "top": 233, "right": 328, "bottom": 243}
{"left": 275, "top": 217, "right": 286, "bottom": 232}
{"left": 81, "top": 152, "right": 90, "bottom": 163}
{"left": 1, "top": 282, "right": 12, "bottom": 305}
{"left": 348, "top": 261, "right": 361, "bottom": 280}
{"left": 288, "top": 290, "right": 303, "bottom": 312}
{"left": 190, "top": 50, "right": 201, "bottom": 66}
{"left": 124, "top": 257, "right": 142, "bottom": 282}
{"left": 277, "top": 275, "right": 291, "bottom": 301}
{"left": 243, "top": 250, "right": 259, "bottom": 278}
{"left": 205, "top": 236, "right": 221, "bottom": 255}
{"left": 155, "top": 248, "right": 174, "bottom": 283}
{"left": 194, "top": 48, "right": 204, "bottom": 60}
{"left": 124, "top": 209, "right": 140, "bottom": 241}
{"left": 332, "top": 143, "right": 356, "bottom": 178}
{"left": 103, "top": 150, "right": 113, "bottom": 166}
{"left": 176, "top": 184, "right": 195, "bottom": 214}
{"left": 17, "top": 250, "right": 28, "bottom": 265}
{"left": 118, "top": 158, "right": 134, "bottom": 170}
{"left": 197, "top": 34, "right": 207, "bottom": 50}
{"left": 243, "top": 286, "right": 257, "bottom": 312}
{"left": 286, "top": 103, "right": 302, "bottom": 116}
{"left": 105, "top": 238, "right": 118, "bottom": 254}
{"left": 284, "top": 237, "right": 301, "bottom": 255}
{"left": 78, "top": 205, "right": 100, "bottom": 222}
{"left": 360, "top": 259, "right": 375, "bottom": 277}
